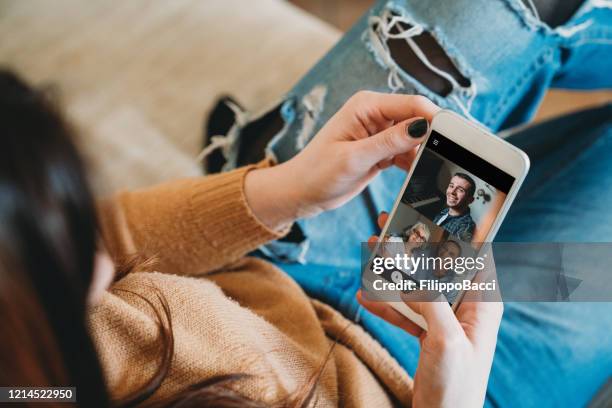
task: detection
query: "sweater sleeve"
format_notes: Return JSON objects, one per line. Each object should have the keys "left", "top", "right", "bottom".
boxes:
{"left": 97, "top": 162, "right": 289, "bottom": 276}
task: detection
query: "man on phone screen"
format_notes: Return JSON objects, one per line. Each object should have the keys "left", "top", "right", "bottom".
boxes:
{"left": 434, "top": 173, "right": 476, "bottom": 241}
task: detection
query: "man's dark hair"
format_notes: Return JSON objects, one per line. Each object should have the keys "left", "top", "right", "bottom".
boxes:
{"left": 452, "top": 172, "right": 476, "bottom": 197}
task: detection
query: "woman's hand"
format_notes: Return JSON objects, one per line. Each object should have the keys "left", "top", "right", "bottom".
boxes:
{"left": 359, "top": 293, "right": 501, "bottom": 408}
{"left": 358, "top": 212, "right": 502, "bottom": 408}
{"left": 245, "top": 92, "right": 440, "bottom": 230}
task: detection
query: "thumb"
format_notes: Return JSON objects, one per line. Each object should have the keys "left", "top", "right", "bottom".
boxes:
{"left": 403, "top": 299, "right": 463, "bottom": 336}
{"left": 354, "top": 117, "right": 430, "bottom": 169}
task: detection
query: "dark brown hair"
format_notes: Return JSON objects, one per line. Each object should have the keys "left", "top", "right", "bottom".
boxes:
{"left": 0, "top": 69, "right": 109, "bottom": 406}
{"left": 0, "top": 70, "right": 328, "bottom": 407}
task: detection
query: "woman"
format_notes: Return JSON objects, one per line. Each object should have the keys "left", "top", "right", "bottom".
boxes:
{"left": 0, "top": 70, "right": 501, "bottom": 407}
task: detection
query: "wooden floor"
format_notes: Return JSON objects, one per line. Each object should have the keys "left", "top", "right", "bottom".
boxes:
{"left": 288, "top": 0, "right": 611, "bottom": 122}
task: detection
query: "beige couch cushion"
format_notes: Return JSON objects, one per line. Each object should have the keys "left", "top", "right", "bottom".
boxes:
{"left": 0, "top": 0, "right": 340, "bottom": 194}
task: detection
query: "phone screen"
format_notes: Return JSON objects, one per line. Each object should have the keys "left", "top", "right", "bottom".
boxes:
{"left": 374, "top": 130, "right": 516, "bottom": 304}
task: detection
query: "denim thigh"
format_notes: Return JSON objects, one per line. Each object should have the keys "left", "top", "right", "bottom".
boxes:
{"left": 261, "top": 0, "right": 611, "bottom": 267}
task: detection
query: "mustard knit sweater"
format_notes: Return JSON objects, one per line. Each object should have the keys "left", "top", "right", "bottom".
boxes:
{"left": 90, "top": 164, "right": 413, "bottom": 407}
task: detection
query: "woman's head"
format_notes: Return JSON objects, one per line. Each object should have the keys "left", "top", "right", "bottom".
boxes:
{"left": 404, "top": 221, "right": 431, "bottom": 246}
{"left": 0, "top": 70, "right": 321, "bottom": 407}
{"left": 0, "top": 69, "right": 109, "bottom": 404}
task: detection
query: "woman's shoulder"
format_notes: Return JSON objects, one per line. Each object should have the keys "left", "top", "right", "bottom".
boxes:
{"left": 87, "top": 266, "right": 291, "bottom": 403}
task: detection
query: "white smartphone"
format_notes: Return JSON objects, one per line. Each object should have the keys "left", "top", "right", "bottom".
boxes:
{"left": 363, "top": 110, "right": 530, "bottom": 330}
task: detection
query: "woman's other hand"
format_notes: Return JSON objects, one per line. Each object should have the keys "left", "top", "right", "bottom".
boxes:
{"left": 358, "top": 212, "right": 502, "bottom": 408}
{"left": 245, "top": 92, "right": 440, "bottom": 230}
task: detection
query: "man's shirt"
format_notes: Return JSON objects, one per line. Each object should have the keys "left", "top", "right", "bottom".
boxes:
{"left": 433, "top": 207, "right": 476, "bottom": 241}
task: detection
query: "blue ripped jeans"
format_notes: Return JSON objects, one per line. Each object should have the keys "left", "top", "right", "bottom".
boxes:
{"left": 216, "top": 1, "right": 612, "bottom": 406}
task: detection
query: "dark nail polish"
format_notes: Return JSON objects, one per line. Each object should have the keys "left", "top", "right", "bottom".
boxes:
{"left": 407, "top": 119, "right": 428, "bottom": 138}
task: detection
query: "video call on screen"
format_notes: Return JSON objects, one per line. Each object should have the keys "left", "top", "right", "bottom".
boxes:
{"left": 374, "top": 131, "right": 517, "bottom": 303}
{"left": 388, "top": 130, "right": 516, "bottom": 246}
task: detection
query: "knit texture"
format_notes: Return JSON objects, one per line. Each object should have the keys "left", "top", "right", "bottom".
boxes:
{"left": 90, "top": 164, "right": 413, "bottom": 407}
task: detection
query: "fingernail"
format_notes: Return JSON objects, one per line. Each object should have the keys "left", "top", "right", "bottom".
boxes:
{"left": 407, "top": 118, "right": 428, "bottom": 138}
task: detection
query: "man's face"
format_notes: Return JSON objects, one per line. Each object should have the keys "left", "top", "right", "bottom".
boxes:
{"left": 445, "top": 175, "right": 473, "bottom": 209}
